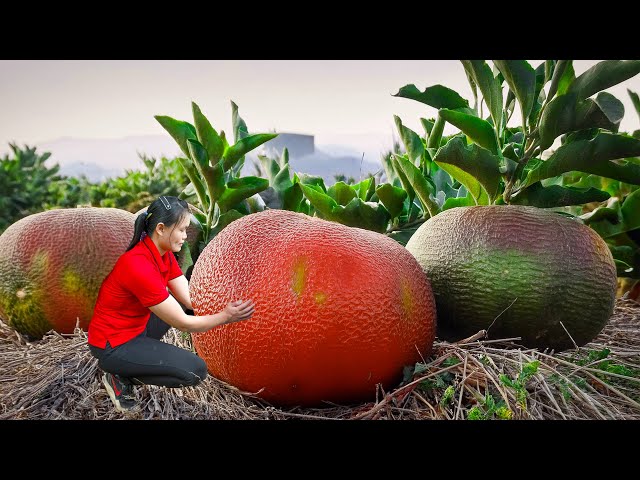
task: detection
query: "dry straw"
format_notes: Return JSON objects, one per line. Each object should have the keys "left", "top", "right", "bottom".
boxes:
{"left": 1, "top": 298, "right": 638, "bottom": 420}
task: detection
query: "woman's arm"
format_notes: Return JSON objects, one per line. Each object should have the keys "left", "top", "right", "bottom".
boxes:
{"left": 148, "top": 294, "right": 255, "bottom": 333}
{"left": 167, "top": 275, "right": 193, "bottom": 310}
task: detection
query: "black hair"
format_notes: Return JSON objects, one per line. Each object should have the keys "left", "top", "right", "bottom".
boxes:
{"left": 127, "top": 195, "right": 190, "bottom": 251}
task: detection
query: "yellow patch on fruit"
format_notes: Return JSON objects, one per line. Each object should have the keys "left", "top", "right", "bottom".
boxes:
{"left": 291, "top": 257, "right": 307, "bottom": 298}
{"left": 314, "top": 291, "right": 327, "bottom": 305}
{"left": 400, "top": 278, "right": 414, "bottom": 320}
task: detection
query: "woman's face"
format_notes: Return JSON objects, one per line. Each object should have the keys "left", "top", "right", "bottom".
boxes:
{"left": 157, "top": 214, "right": 190, "bottom": 253}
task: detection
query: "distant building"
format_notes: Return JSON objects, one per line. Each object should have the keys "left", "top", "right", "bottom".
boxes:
{"left": 247, "top": 132, "right": 382, "bottom": 185}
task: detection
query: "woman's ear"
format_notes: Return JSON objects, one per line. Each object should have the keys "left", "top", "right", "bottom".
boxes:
{"left": 155, "top": 222, "right": 165, "bottom": 236}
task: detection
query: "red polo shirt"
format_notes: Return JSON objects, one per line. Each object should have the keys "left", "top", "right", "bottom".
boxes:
{"left": 88, "top": 235, "right": 183, "bottom": 348}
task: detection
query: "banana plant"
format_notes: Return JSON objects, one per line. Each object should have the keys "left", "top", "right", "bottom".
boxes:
{"left": 391, "top": 60, "right": 640, "bottom": 216}
{"left": 628, "top": 88, "right": 640, "bottom": 139}
{"left": 254, "top": 147, "right": 309, "bottom": 214}
{"left": 581, "top": 188, "right": 640, "bottom": 280}
{"left": 568, "top": 90, "right": 640, "bottom": 294}
{"left": 155, "top": 101, "right": 277, "bottom": 255}
{"left": 0, "top": 144, "right": 62, "bottom": 233}
{"left": 255, "top": 144, "right": 422, "bottom": 244}
{"left": 89, "top": 154, "right": 190, "bottom": 212}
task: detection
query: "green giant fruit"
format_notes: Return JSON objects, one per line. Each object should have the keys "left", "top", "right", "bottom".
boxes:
{"left": 405, "top": 205, "right": 617, "bottom": 351}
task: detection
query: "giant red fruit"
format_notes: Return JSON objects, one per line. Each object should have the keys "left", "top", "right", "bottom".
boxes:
{"left": 189, "top": 209, "right": 437, "bottom": 407}
{"left": 0, "top": 207, "right": 135, "bottom": 338}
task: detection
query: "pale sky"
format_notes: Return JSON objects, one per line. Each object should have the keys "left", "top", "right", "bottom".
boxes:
{"left": 1, "top": 60, "right": 639, "bottom": 151}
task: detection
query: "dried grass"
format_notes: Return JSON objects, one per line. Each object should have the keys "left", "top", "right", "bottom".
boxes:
{"left": 1, "top": 298, "right": 638, "bottom": 420}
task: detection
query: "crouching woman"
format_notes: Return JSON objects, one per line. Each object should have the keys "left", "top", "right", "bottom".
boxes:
{"left": 87, "top": 195, "right": 255, "bottom": 412}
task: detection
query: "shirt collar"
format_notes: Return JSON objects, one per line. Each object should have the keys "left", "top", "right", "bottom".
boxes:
{"left": 142, "top": 234, "right": 169, "bottom": 273}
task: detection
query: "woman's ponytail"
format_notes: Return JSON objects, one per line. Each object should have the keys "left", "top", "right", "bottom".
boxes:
{"left": 126, "top": 211, "right": 149, "bottom": 251}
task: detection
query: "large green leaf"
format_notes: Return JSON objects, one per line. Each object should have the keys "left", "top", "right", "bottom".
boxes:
{"left": 209, "top": 159, "right": 226, "bottom": 200}
{"left": 340, "top": 198, "right": 390, "bottom": 233}
{"left": 569, "top": 60, "right": 640, "bottom": 101}
{"left": 394, "top": 115, "right": 424, "bottom": 164}
{"left": 273, "top": 163, "right": 294, "bottom": 192}
{"left": 258, "top": 154, "right": 282, "bottom": 185}
{"left": 528, "top": 61, "right": 553, "bottom": 125}
{"left": 420, "top": 118, "right": 435, "bottom": 137}
{"left": 300, "top": 184, "right": 390, "bottom": 232}
{"left": 571, "top": 94, "right": 623, "bottom": 136}
{"left": 327, "top": 181, "right": 358, "bottom": 206}
{"left": 427, "top": 113, "right": 446, "bottom": 149}
{"left": 176, "top": 157, "right": 208, "bottom": 211}
{"left": 192, "top": 102, "right": 224, "bottom": 164}
{"left": 563, "top": 172, "right": 637, "bottom": 198}
{"left": 393, "top": 84, "right": 469, "bottom": 110}
{"left": 352, "top": 177, "right": 375, "bottom": 201}
{"left": 433, "top": 136, "right": 502, "bottom": 203}
{"left": 180, "top": 182, "right": 196, "bottom": 199}
{"left": 376, "top": 183, "right": 408, "bottom": 219}
{"left": 280, "top": 147, "right": 290, "bottom": 167}
{"left": 462, "top": 64, "right": 478, "bottom": 109}
{"left": 460, "top": 60, "right": 502, "bottom": 134}
{"left": 282, "top": 183, "right": 304, "bottom": 212}
{"left": 524, "top": 133, "right": 640, "bottom": 186}
{"left": 592, "top": 91, "right": 625, "bottom": 126}
{"left": 393, "top": 155, "right": 440, "bottom": 217}
{"left": 231, "top": 101, "right": 249, "bottom": 143}
{"left": 580, "top": 204, "right": 620, "bottom": 224}
{"left": 547, "top": 60, "right": 569, "bottom": 102}
{"left": 187, "top": 138, "right": 211, "bottom": 173}
{"left": 222, "top": 133, "right": 278, "bottom": 171}
{"left": 556, "top": 61, "right": 575, "bottom": 96}
{"left": 539, "top": 93, "right": 575, "bottom": 151}
{"left": 538, "top": 92, "right": 624, "bottom": 150}
{"left": 432, "top": 166, "right": 454, "bottom": 193}
{"left": 258, "top": 151, "right": 295, "bottom": 209}
{"left": 544, "top": 60, "right": 556, "bottom": 84}
{"left": 629, "top": 89, "right": 640, "bottom": 120}
{"left": 439, "top": 108, "right": 499, "bottom": 154}
{"left": 186, "top": 139, "right": 225, "bottom": 204}
{"left": 154, "top": 116, "right": 197, "bottom": 158}
{"left": 580, "top": 198, "right": 628, "bottom": 239}
{"left": 442, "top": 191, "right": 476, "bottom": 210}
{"left": 210, "top": 209, "right": 244, "bottom": 238}
{"left": 621, "top": 187, "right": 640, "bottom": 231}
{"left": 299, "top": 184, "right": 337, "bottom": 214}
{"left": 297, "top": 173, "right": 326, "bottom": 190}
{"left": 510, "top": 181, "right": 610, "bottom": 208}
{"left": 217, "top": 176, "right": 269, "bottom": 212}
{"left": 493, "top": 60, "right": 536, "bottom": 121}
{"left": 390, "top": 155, "right": 415, "bottom": 204}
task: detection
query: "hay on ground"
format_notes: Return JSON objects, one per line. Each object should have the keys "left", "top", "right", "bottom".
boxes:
{"left": 1, "top": 298, "right": 639, "bottom": 420}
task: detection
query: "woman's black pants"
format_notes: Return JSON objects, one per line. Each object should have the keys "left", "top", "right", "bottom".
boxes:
{"left": 88, "top": 313, "right": 208, "bottom": 388}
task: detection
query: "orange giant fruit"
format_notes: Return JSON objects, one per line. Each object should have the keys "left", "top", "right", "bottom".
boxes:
{"left": 0, "top": 207, "right": 135, "bottom": 339}
{"left": 189, "top": 209, "right": 437, "bottom": 407}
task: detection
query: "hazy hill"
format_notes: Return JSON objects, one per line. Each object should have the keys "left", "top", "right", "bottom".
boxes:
{"left": 2, "top": 133, "right": 392, "bottom": 184}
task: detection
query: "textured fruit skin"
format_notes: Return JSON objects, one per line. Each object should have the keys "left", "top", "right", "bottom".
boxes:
{"left": 190, "top": 209, "right": 437, "bottom": 407}
{"left": 0, "top": 208, "right": 135, "bottom": 338}
{"left": 405, "top": 205, "right": 617, "bottom": 351}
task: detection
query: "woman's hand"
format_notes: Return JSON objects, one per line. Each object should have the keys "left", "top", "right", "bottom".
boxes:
{"left": 223, "top": 299, "right": 256, "bottom": 324}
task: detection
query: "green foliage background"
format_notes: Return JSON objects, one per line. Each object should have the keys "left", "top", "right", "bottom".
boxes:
{"left": 1, "top": 60, "right": 639, "bottom": 290}
{"left": 0, "top": 147, "right": 189, "bottom": 235}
